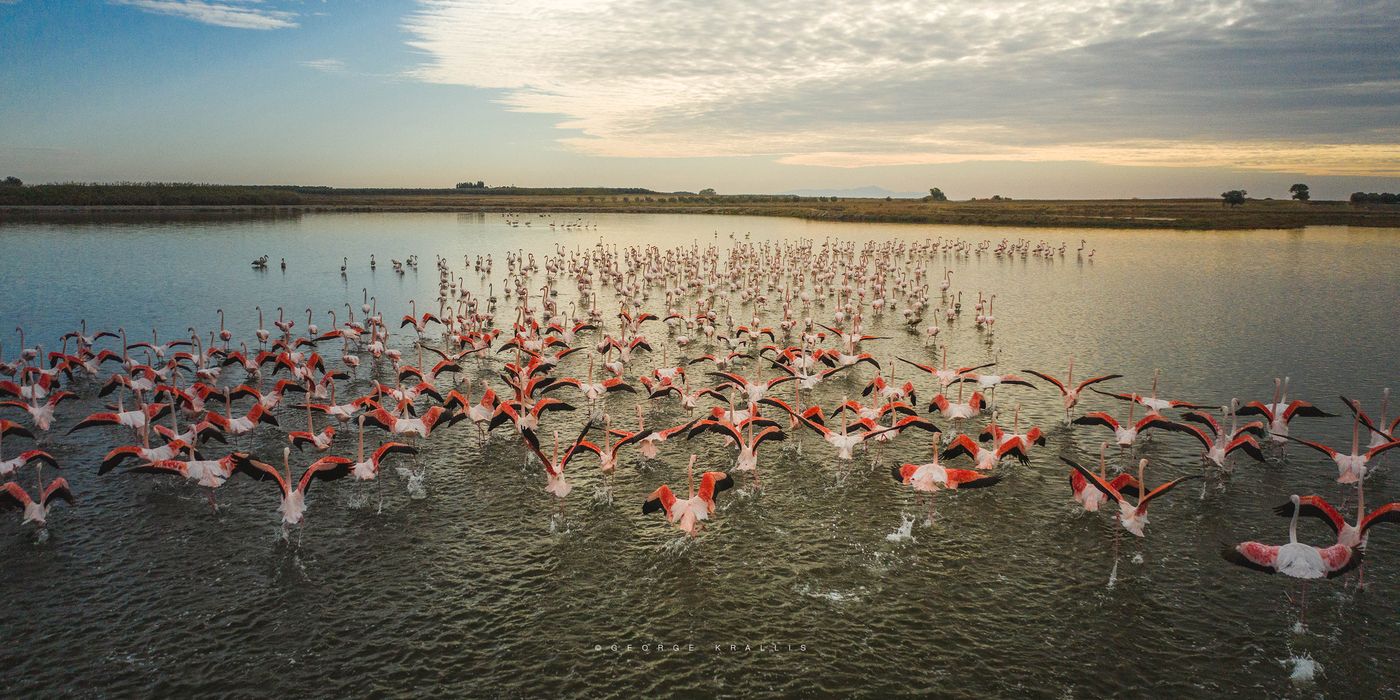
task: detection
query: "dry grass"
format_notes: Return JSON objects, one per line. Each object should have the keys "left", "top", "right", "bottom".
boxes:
{"left": 5, "top": 188, "right": 1400, "bottom": 230}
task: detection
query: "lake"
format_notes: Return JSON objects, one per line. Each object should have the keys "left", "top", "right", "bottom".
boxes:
{"left": 1, "top": 212, "right": 1397, "bottom": 697}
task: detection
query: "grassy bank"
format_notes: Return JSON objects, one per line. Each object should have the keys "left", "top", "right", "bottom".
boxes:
{"left": 3, "top": 184, "right": 1399, "bottom": 230}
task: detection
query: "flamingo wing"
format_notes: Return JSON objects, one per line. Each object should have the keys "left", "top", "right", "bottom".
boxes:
{"left": 1275, "top": 495, "right": 1346, "bottom": 535}
{"left": 751, "top": 426, "right": 787, "bottom": 448}
{"left": 896, "top": 357, "right": 939, "bottom": 375}
{"left": 41, "top": 478, "right": 75, "bottom": 507}
{"left": 1071, "top": 412, "right": 1120, "bottom": 430}
{"left": 298, "top": 457, "right": 354, "bottom": 495}
{"left": 940, "top": 434, "right": 982, "bottom": 462}
{"left": 1136, "top": 474, "right": 1203, "bottom": 510}
{"left": 1021, "top": 369, "right": 1066, "bottom": 394}
{"left": 1074, "top": 373, "right": 1123, "bottom": 392}
{"left": 1317, "top": 544, "right": 1363, "bottom": 578}
{"left": 642, "top": 485, "right": 677, "bottom": 516}
{"left": 1222, "top": 542, "right": 1281, "bottom": 574}
{"left": 1060, "top": 457, "right": 1124, "bottom": 503}
{"left": 1360, "top": 503, "right": 1400, "bottom": 537}
{"left": 1107, "top": 473, "right": 1142, "bottom": 499}
{"left": 698, "top": 471, "right": 735, "bottom": 502}
{"left": 945, "top": 469, "right": 1002, "bottom": 489}
{"left": 1279, "top": 434, "right": 1338, "bottom": 458}
{"left": 1283, "top": 401, "right": 1334, "bottom": 420}
{"left": 0, "top": 482, "right": 33, "bottom": 509}
{"left": 371, "top": 442, "right": 418, "bottom": 464}
{"left": 1364, "top": 439, "right": 1400, "bottom": 461}
{"left": 232, "top": 455, "right": 290, "bottom": 497}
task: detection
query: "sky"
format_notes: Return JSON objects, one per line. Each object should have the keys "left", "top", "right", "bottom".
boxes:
{"left": 2, "top": 0, "right": 1398, "bottom": 199}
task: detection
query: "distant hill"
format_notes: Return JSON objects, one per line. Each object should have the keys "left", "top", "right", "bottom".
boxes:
{"left": 781, "top": 185, "right": 926, "bottom": 199}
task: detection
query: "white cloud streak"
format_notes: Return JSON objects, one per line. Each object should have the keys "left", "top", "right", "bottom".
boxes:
{"left": 300, "top": 58, "right": 345, "bottom": 72}
{"left": 112, "top": 0, "right": 298, "bottom": 30}
{"left": 403, "top": 0, "right": 1400, "bottom": 175}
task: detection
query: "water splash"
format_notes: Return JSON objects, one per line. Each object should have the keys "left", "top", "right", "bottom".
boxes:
{"left": 406, "top": 470, "right": 427, "bottom": 500}
{"left": 1283, "top": 653, "right": 1321, "bottom": 683}
{"left": 886, "top": 514, "right": 916, "bottom": 543}
{"left": 1107, "top": 559, "right": 1119, "bottom": 589}
{"left": 592, "top": 485, "right": 613, "bottom": 506}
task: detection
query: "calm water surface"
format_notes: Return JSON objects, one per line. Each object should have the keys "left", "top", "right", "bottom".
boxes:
{"left": 0, "top": 213, "right": 1397, "bottom": 698}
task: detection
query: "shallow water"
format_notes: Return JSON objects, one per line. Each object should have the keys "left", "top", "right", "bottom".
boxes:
{"left": 0, "top": 212, "right": 1398, "bottom": 698}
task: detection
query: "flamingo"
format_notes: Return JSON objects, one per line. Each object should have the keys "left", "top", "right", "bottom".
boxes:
{"left": 127, "top": 453, "right": 249, "bottom": 511}
{"left": 893, "top": 433, "right": 1002, "bottom": 491}
{"left": 0, "top": 391, "right": 77, "bottom": 432}
{"left": 1064, "top": 446, "right": 1140, "bottom": 513}
{"left": 1068, "top": 458, "right": 1201, "bottom": 536}
{"left": 1155, "top": 401, "right": 1266, "bottom": 468}
{"left": 1, "top": 478, "right": 74, "bottom": 528}
{"left": 778, "top": 396, "right": 872, "bottom": 461}
{"left": 642, "top": 455, "right": 734, "bottom": 536}
{"left": 1225, "top": 495, "right": 1363, "bottom": 579}
{"left": 1235, "top": 377, "right": 1333, "bottom": 443}
{"left": 941, "top": 432, "right": 1028, "bottom": 470}
{"left": 1283, "top": 399, "right": 1400, "bottom": 483}
{"left": 521, "top": 425, "right": 599, "bottom": 498}
{"left": 928, "top": 381, "right": 985, "bottom": 421}
{"left": 1072, "top": 400, "right": 1173, "bottom": 448}
{"left": 1022, "top": 359, "right": 1122, "bottom": 420}
{"left": 348, "top": 417, "right": 417, "bottom": 481}
{"left": 0, "top": 448, "right": 57, "bottom": 478}
{"left": 1090, "top": 370, "right": 1205, "bottom": 416}
{"left": 235, "top": 448, "right": 353, "bottom": 527}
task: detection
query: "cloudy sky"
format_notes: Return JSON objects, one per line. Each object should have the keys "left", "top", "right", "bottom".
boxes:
{"left": 2, "top": 0, "right": 1398, "bottom": 198}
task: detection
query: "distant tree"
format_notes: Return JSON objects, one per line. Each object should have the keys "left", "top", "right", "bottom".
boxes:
{"left": 1221, "top": 189, "right": 1247, "bottom": 207}
{"left": 455, "top": 180, "right": 486, "bottom": 189}
{"left": 885, "top": 196, "right": 892, "bottom": 201}
{"left": 1289, "top": 183, "right": 1310, "bottom": 201}
{"left": 699, "top": 188, "right": 716, "bottom": 196}
{"left": 1, "top": 176, "right": 21, "bottom": 187}
{"left": 1351, "top": 191, "right": 1400, "bottom": 204}
{"left": 927, "top": 187, "right": 947, "bottom": 201}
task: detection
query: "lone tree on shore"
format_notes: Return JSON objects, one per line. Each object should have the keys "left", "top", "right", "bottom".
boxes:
{"left": 1289, "top": 183, "right": 1310, "bottom": 201}
{"left": 927, "top": 187, "right": 947, "bottom": 201}
{"left": 1, "top": 176, "right": 21, "bottom": 187}
{"left": 1221, "top": 189, "right": 1247, "bottom": 207}
{"left": 699, "top": 188, "right": 716, "bottom": 196}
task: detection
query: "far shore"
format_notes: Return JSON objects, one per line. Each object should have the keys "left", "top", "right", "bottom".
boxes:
{"left": 4, "top": 193, "right": 1400, "bottom": 230}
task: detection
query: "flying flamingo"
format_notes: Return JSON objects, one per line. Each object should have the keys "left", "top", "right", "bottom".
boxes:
{"left": 1072, "top": 398, "right": 1174, "bottom": 448}
{"left": 1282, "top": 399, "right": 1400, "bottom": 483}
{"left": 1156, "top": 400, "right": 1266, "bottom": 468}
{"left": 235, "top": 447, "right": 353, "bottom": 527}
{"left": 1, "top": 478, "right": 74, "bottom": 529}
{"left": 941, "top": 432, "right": 1028, "bottom": 470}
{"left": 1222, "top": 495, "right": 1363, "bottom": 624}
{"left": 1064, "top": 446, "right": 1140, "bottom": 513}
{"left": 348, "top": 417, "right": 418, "bottom": 481}
{"left": 1234, "top": 377, "right": 1333, "bottom": 443}
{"left": 522, "top": 425, "right": 599, "bottom": 498}
{"left": 127, "top": 453, "right": 249, "bottom": 512}
{"left": 1022, "top": 359, "right": 1122, "bottom": 420}
{"left": 892, "top": 433, "right": 1002, "bottom": 492}
{"left": 1090, "top": 369, "right": 1206, "bottom": 416}
{"left": 1068, "top": 458, "right": 1201, "bottom": 536}
{"left": 642, "top": 455, "right": 734, "bottom": 536}
{"left": 928, "top": 381, "right": 985, "bottom": 421}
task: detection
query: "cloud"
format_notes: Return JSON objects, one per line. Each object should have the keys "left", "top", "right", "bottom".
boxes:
{"left": 300, "top": 58, "right": 345, "bottom": 73}
{"left": 403, "top": 0, "right": 1400, "bottom": 175}
{"left": 112, "top": 0, "right": 298, "bottom": 30}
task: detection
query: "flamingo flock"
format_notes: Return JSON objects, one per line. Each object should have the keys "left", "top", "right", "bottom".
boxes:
{"left": 0, "top": 230, "right": 1394, "bottom": 621}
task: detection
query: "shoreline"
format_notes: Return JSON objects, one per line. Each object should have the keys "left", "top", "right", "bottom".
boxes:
{"left": 3, "top": 197, "right": 1399, "bottom": 230}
